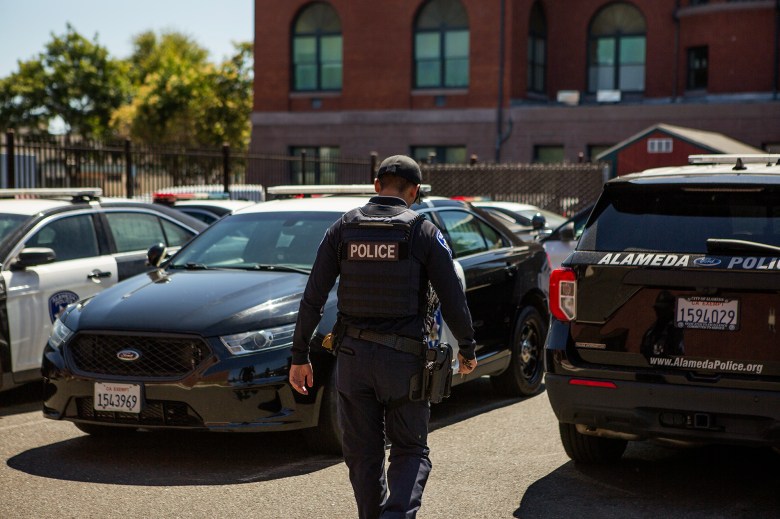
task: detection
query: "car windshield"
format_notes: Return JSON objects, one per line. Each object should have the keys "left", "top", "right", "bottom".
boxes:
{"left": 579, "top": 185, "right": 780, "bottom": 253}
{"left": 0, "top": 213, "right": 30, "bottom": 246}
{"left": 169, "top": 211, "right": 338, "bottom": 271}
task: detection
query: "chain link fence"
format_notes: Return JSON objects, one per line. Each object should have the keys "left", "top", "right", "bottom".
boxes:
{"left": 422, "top": 162, "right": 607, "bottom": 215}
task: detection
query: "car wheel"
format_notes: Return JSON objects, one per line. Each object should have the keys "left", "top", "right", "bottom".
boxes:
{"left": 491, "top": 306, "right": 546, "bottom": 397}
{"left": 74, "top": 423, "right": 137, "bottom": 436}
{"left": 303, "top": 369, "right": 342, "bottom": 455}
{"left": 558, "top": 422, "right": 627, "bottom": 463}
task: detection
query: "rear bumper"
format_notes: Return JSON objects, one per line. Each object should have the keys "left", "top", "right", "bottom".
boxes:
{"left": 545, "top": 373, "right": 780, "bottom": 447}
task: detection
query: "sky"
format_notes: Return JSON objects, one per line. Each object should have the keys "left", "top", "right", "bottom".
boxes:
{"left": 0, "top": 0, "right": 254, "bottom": 78}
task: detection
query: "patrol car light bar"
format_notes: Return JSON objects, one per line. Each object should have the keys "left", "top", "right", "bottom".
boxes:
{"left": 0, "top": 188, "right": 103, "bottom": 199}
{"left": 688, "top": 154, "right": 780, "bottom": 165}
{"left": 267, "top": 184, "right": 432, "bottom": 196}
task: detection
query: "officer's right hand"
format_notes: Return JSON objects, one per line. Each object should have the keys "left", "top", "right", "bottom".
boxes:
{"left": 290, "top": 363, "right": 314, "bottom": 395}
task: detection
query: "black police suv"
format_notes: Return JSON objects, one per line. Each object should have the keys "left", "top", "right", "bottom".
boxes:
{"left": 42, "top": 192, "right": 549, "bottom": 453}
{"left": 546, "top": 154, "right": 780, "bottom": 463}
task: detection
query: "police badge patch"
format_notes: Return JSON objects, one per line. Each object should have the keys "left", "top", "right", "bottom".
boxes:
{"left": 49, "top": 291, "right": 79, "bottom": 322}
{"left": 436, "top": 231, "right": 452, "bottom": 257}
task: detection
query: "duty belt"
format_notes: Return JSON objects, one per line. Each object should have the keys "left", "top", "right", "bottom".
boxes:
{"left": 344, "top": 325, "right": 425, "bottom": 357}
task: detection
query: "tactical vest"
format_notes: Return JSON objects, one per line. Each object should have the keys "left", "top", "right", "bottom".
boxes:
{"left": 337, "top": 204, "right": 425, "bottom": 318}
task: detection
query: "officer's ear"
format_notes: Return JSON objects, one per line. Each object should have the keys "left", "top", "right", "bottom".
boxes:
{"left": 413, "top": 185, "right": 422, "bottom": 204}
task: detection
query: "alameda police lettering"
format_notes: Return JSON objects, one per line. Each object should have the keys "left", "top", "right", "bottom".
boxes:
{"left": 597, "top": 253, "right": 690, "bottom": 267}
{"left": 595, "top": 252, "right": 780, "bottom": 270}
{"left": 347, "top": 241, "right": 400, "bottom": 261}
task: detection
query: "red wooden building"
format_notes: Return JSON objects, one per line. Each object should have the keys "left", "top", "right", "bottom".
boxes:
{"left": 597, "top": 123, "right": 765, "bottom": 176}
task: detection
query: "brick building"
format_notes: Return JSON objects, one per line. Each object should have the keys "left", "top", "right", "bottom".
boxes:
{"left": 249, "top": 0, "right": 780, "bottom": 174}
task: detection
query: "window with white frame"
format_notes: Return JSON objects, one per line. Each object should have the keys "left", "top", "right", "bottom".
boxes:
{"left": 647, "top": 138, "right": 673, "bottom": 154}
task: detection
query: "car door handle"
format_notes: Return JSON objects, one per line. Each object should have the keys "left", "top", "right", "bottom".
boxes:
{"left": 87, "top": 270, "right": 112, "bottom": 281}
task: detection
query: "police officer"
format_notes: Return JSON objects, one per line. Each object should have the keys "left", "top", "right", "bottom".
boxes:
{"left": 290, "top": 155, "right": 477, "bottom": 519}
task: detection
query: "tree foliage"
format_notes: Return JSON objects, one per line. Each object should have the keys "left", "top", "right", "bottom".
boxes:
{"left": 0, "top": 24, "right": 130, "bottom": 138}
{"left": 0, "top": 25, "right": 253, "bottom": 149}
{"left": 111, "top": 32, "right": 253, "bottom": 149}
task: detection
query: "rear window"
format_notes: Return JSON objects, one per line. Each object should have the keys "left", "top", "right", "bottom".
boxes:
{"left": 579, "top": 185, "right": 780, "bottom": 253}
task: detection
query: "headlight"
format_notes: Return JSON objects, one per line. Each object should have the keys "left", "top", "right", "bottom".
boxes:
{"left": 49, "top": 319, "right": 74, "bottom": 349}
{"left": 220, "top": 323, "right": 296, "bottom": 355}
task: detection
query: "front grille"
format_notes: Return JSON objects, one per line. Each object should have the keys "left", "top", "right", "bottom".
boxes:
{"left": 76, "top": 397, "right": 202, "bottom": 426}
{"left": 68, "top": 332, "right": 211, "bottom": 378}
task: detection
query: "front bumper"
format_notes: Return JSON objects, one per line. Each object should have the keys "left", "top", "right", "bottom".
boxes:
{"left": 41, "top": 341, "right": 330, "bottom": 433}
{"left": 546, "top": 373, "right": 780, "bottom": 447}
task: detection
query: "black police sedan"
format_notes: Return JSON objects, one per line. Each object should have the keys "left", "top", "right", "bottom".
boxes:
{"left": 42, "top": 191, "right": 549, "bottom": 453}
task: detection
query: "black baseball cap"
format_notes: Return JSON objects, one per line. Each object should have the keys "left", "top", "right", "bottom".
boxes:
{"left": 376, "top": 155, "right": 422, "bottom": 185}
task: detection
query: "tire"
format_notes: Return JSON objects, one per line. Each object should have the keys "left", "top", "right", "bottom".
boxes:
{"left": 74, "top": 423, "right": 137, "bottom": 436}
{"left": 302, "top": 369, "right": 343, "bottom": 455}
{"left": 558, "top": 422, "right": 627, "bottom": 463}
{"left": 491, "top": 306, "right": 546, "bottom": 397}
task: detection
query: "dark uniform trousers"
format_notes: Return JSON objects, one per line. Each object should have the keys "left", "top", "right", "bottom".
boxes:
{"left": 336, "top": 334, "right": 431, "bottom": 519}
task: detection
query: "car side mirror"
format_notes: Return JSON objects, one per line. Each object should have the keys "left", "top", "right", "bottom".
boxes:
{"left": 531, "top": 213, "right": 546, "bottom": 230}
{"left": 11, "top": 247, "right": 56, "bottom": 270}
{"left": 559, "top": 222, "right": 576, "bottom": 242}
{"left": 147, "top": 243, "right": 168, "bottom": 267}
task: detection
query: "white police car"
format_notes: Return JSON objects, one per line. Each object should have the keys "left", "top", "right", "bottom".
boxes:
{"left": 42, "top": 186, "right": 549, "bottom": 453}
{"left": 0, "top": 188, "right": 206, "bottom": 391}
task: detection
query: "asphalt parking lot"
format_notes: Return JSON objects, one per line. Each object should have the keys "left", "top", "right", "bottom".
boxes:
{"left": 2, "top": 379, "right": 779, "bottom": 519}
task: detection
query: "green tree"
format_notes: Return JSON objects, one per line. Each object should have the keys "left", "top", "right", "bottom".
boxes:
{"left": 112, "top": 32, "right": 253, "bottom": 149}
{"left": 0, "top": 24, "right": 130, "bottom": 138}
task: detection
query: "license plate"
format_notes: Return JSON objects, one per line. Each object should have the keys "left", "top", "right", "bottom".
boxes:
{"left": 94, "top": 382, "right": 142, "bottom": 413}
{"left": 675, "top": 296, "right": 739, "bottom": 331}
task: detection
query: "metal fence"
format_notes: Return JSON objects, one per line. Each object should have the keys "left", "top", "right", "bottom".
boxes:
{"left": 421, "top": 162, "right": 607, "bottom": 216}
{"left": 1, "top": 131, "right": 606, "bottom": 214}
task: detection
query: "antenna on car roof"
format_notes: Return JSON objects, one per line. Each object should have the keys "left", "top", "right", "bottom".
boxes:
{"left": 732, "top": 158, "right": 747, "bottom": 171}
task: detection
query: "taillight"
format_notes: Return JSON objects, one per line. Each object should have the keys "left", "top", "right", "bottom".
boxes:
{"left": 549, "top": 267, "right": 576, "bottom": 321}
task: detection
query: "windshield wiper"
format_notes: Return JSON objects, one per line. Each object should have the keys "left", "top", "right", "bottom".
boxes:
{"left": 249, "top": 263, "right": 311, "bottom": 275}
{"left": 168, "top": 262, "right": 210, "bottom": 270}
{"left": 706, "top": 239, "right": 780, "bottom": 255}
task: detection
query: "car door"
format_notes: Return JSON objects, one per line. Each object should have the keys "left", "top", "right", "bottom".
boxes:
{"left": 101, "top": 210, "right": 197, "bottom": 281}
{"left": 429, "top": 208, "right": 517, "bottom": 355}
{"left": 3, "top": 212, "right": 117, "bottom": 379}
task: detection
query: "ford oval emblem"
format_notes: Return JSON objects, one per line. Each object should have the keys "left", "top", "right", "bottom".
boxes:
{"left": 693, "top": 257, "right": 721, "bottom": 267}
{"left": 117, "top": 349, "right": 141, "bottom": 362}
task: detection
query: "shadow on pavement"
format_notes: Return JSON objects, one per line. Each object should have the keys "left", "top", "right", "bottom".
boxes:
{"left": 0, "top": 381, "right": 42, "bottom": 416}
{"left": 514, "top": 442, "right": 780, "bottom": 518}
{"left": 7, "top": 428, "right": 342, "bottom": 486}
{"left": 7, "top": 376, "right": 528, "bottom": 487}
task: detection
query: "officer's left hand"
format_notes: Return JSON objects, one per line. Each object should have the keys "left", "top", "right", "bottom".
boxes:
{"left": 457, "top": 353, "right": 477, "bottom": 375}
{"left": 289, "top": 363, "right": 314, "bottom": 395}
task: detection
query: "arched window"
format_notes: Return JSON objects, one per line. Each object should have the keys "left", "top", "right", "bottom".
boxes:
{"left": 414, "top": 0, "right": 469, "bottom": 89}
{"left": 527, "top": 1, "right": 547, "bottom": 93}
{"left": 587, "top": 3, "right": 646, "bottom": 93}
{"left": 292, "top": 2, "right": 342, "bottom": 91}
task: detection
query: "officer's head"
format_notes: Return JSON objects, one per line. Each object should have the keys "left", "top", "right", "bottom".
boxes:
{"left": 375, "top": 155, "right": 422, "bottom": 204}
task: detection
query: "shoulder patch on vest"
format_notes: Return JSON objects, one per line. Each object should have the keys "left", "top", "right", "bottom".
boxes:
{"left": 436, "top": 231, "right": 452, "bottom": 257}
{"left": 347, "top": 241, "right": 400, "bottom": 261}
